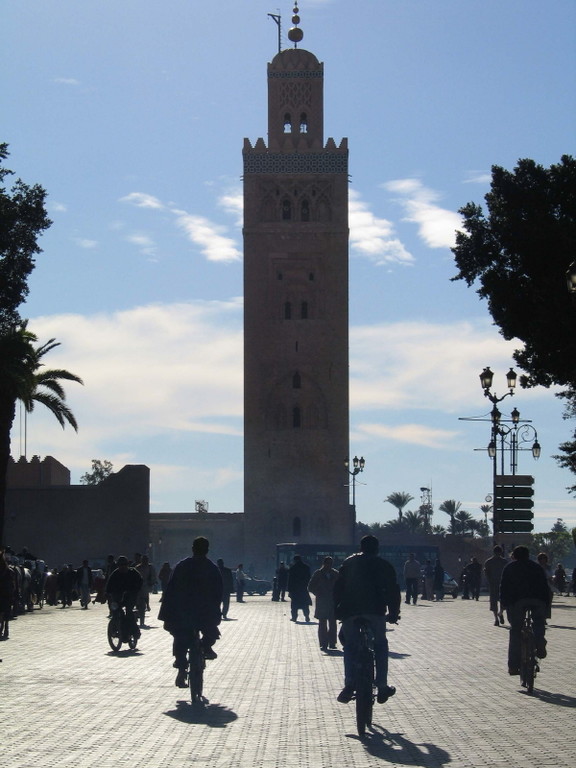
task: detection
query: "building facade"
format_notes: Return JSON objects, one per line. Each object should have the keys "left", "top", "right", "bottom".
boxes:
{"left": 242, "top": 40, "right": 353, "bottom": 574}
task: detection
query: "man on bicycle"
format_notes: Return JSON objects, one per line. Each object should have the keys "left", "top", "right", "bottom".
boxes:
{"left": 105, "top": 555, "right": 143, "bottom": 640}
{"left": 333, "top": 535, "right": 400, "bottom": 704}
{"left": 158, "top": 536, "right": 223, "bottom": 687}
{"left": 500, "top": 545, "right": 551, "bottom": 675}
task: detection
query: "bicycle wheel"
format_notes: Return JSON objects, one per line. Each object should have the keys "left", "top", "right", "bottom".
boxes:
{"left": 128, "top": 633, "right": 138, "bottom": 650}
{"left": 520, "top": 621, "right": 535, "bottom": 694}
{"left": 188, "top": 641, "right": 205, "bottom": 703}
{"left": 107, "top": 616, "right": 122, "bottom": 651}
{"left": 355, "top": 649, "right": 374, "bottom": 738}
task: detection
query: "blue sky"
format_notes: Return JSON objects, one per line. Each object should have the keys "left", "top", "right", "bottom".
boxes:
{"left": 3, "top": 0, "right": 575, "bottom": 532}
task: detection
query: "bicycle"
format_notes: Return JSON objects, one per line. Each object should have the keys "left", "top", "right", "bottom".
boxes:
{"left": 519, "top": 608, "right": 539, "bottom": 694}
{"left": 352, "top": 618, "right": 375, "bottom": 738}
{"left": 107, "top": 596, "right": 139, "bottom": 652}
{"left": 183, "top": 630, "right": 206, "bottom": 704}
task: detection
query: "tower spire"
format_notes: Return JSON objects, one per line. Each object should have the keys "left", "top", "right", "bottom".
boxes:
{"left": 287, "top": 3, "right": 304, "bottom": 48}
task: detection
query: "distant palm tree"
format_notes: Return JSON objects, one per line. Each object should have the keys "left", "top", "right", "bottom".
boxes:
{"left": 382, "top": 517, "right": 410, "bottom": 533}
{"left": 385, "top": 491, "right": 414, "bottom": 520}
{"left": 431, "top": 524, "right": 447, "bottom": 536}
{"left": 0, "top": 324, "right": 83, "bottom": 543}
{"left": 403, "top": 510, "right": 426, "bottom": 533}
{"left": 454, "top": 510, "right": 474, "bottom": 536}
{"left": 438, "top": 499, "right": 462, "bottom": 534}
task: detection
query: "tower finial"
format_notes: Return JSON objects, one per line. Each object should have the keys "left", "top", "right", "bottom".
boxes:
{"left": 288, "top": 3, "right": 304, "bottom": 48}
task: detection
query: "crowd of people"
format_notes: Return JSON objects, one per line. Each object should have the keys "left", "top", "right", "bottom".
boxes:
{"left": 2, "top": 539, "right": 574, "bottom": 700}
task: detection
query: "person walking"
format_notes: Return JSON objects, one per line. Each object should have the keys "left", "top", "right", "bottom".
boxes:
{"left": 235, "top": 564, "right": 246, "bottom": 602}
{"left": 135, "top": 554, "right": 156, "bottom": 628}
{"left": 76, "top": 559, "right": 93, "bottom": 609}
{"left": 217, "top": 559, "right": 234, "bottom": 619}
{"left": 276, "top": 562, "right": 288, "bottom": 601}
{"left": 484, "top": 545, "right": 507, "bottom": 625}
{"left": 308, "top": 556, "right": 339, "bottom": 651}
{"left": 433, "top": 559, "right": 445, "bottom": 601}
{"left": 287, "top": 555, "right": 312, "bottom": 622}
{"left": 464, "top": 557, "right": 482, "bottom": 601}
{"left": 158, "top": 562, "right": 172, "bottom": 597}
{"left": 423, "top": 559, "right": 434, "bottom": 600}
{"left": 403, "top": 553, "right": 421, "bottom": 605}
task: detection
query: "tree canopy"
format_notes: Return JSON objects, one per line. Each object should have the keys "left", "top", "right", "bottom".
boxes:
{"left": 81, "top": 459, "right": 114, "bottom": 485}
{"left": 452, "top": 155, "right": 576, "bottom": 490}
{"left": 0, "top": 143, "right": 52, "bottom": 331}
{"left": 452, "top": 155, "right": 576, "bottom": 391}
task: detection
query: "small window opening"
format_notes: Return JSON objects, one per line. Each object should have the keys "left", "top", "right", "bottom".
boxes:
{"left": 292, "top": 372, "right": 301, "bottom": 389}
{"left": 301, "top": 301, "right": 308, "bottom": 319}
{"left": 284, "top": 301, "right": 292, "bottom": 320}
{"left": 299, "top": 113, "right": 308, "bottom": 133}
{"left": 284, "top": 113, "right": 292, "bottom": 133}
{"left": 293, "top": 406, "right": 301, "bottom": 428}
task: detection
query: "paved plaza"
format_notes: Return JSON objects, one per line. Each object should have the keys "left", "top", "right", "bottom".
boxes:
{"left": 1, "top": 590, "right": 575, "bottom": 768}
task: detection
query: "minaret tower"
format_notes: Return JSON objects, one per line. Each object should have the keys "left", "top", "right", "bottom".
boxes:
{"left": 243, "top": 6, "right": 352, "bottom": 574}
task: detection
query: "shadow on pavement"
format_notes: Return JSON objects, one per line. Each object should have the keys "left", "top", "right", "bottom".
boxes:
{"left": 535, "top": 689, "right": 576, "bottom": 708}
{"left": 345, "top": 726, "right": 450, "bottom": 765}
{"left": 164, "top": 701, "right": 238, "bottom": 727}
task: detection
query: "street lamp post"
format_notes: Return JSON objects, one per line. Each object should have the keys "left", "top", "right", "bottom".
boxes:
{"left": 344, "top": 456, "right": 365, "bottom": 509}
{"left": 480, "top": 367, "right": 540, "bottom": 536}
{"left": 419, "top": 486, "right": 432, "bottom": 532}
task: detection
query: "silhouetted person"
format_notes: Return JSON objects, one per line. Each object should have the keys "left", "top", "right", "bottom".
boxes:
{"left": 287, "top": 555, "right": 312, "bottom": 622}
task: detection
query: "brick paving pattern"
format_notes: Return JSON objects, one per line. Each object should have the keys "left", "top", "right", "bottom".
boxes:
{"left": 1, "top": 592, "right": 575, "bottom": 767}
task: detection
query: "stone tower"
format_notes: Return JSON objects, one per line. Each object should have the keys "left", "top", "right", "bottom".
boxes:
{"left": 242, "top": 17, "right": 353, "bottom": 575}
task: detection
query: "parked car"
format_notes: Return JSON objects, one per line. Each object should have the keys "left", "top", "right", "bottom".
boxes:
{"left": 244, "top": 575, "right": 272, "bottom": 596}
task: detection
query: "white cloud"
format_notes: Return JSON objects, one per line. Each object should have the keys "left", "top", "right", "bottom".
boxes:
{"left": 356, "top": 422, "right": 459, "bottom": 449}
{"left": 50, "top": 202, "right": 68, "bottom": 213}
{"left": 120, "top": 192, "right": 165, "bottom": 210}
{"left": 72, "top": 237, "right": 98, "bottom": 249}
{"left": 173, "top": 210, "right": 241, "bottom": 263}
{"left": 464, "top": 171, "right": 492, "bottom": 185}
{"left": 120, "top": 191, "right": 241, "bottom": 263}
{"left": 125, "top": 233, "right": 157, "bottom": 257}
{"left": 218, "top": 189, "right": 243, "bottom": 227}
{"left": 349, "top": 189, "right": 413, "bottom": 265}
{"left": 384, "top": 178, "right": 463, "bottom": 249}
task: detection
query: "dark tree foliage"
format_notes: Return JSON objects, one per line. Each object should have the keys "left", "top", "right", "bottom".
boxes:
{"left": 80, "top": 459, "right": 114, "bottom": 485}
{"left": 452, "top": 156, "right": 576, "bottom": 491}
{"left": 0, "top": 143, "right": 52, "bottom": 330}
{"left": 452, "top": 155, "right": 576, "bottom": 391}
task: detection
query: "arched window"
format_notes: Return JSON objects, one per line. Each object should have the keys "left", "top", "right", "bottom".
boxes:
{"left": 299, "top": 113, "right": 308, "bottom": 133}
{"left": 301, "top": 301, "right": 308, "bottom": 319}
{"left": 292, "top": 372, "right": 301, "bottom": 389}
{"left": 282, "top": 199, "right": 292, "bottom": 220}
{"left": 301, "top": 199, "right": 310, "bottom": 221}
{"left": 293, "top": 516, "right": 302, "bottom": 537}
{"left": 292, "top": 406, "right": 301, "bottom": 428}
{"left": 284, "top": 113, "right": 292, "bottom": 133}
{"left": 284, "top": 301, "right": 292, "bottom": 320}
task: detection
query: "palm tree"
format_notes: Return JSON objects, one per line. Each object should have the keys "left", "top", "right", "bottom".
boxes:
{"left": 384, "top": 491, "right": 414, "bottom": 520}
{"left": 438, "top": 499, "right": 462, "bottom": 534}
{"left": 403, "top": 510, "right": 426, "bottom": 533}
{"left": 454, "top": 510, "right": 474, "bottom": 536}
{"left": 382, "top": 517, "right": 410, "bottom": 533}
{"left": 0, "top": 324, "right": 83, "bottom": 543}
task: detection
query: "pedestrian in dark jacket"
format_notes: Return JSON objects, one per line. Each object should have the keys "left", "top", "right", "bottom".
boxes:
{"left": 217, "top": 559, "right": 234, "bottom": 619}
{"left": 287, "top": 555, "right": 312, "bottom": 622}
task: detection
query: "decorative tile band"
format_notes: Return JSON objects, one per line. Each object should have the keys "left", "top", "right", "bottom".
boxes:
{"left": 244, "top": 152, "right": 347, "bottom": 174}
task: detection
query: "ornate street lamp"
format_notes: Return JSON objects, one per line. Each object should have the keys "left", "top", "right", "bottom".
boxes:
{"left": 345, "top": 455, "right": 365, "bottom": 509}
